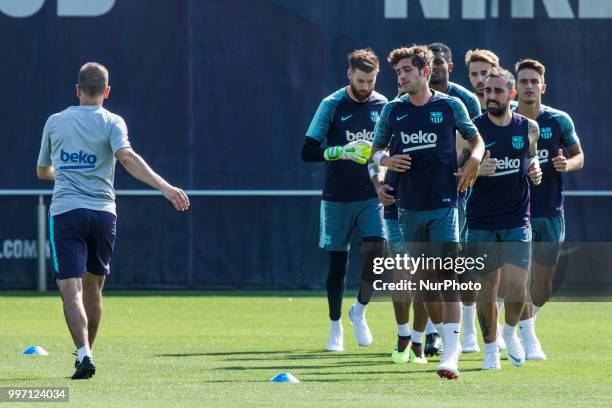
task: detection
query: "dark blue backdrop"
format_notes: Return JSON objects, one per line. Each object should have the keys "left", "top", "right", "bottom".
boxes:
{"left": 1, "top": 0, "right": 610, "bottom": 289}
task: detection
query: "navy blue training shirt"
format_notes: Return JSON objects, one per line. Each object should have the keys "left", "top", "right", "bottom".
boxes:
{"left": 512, "top": 104, "right": 579, "bottom": 218}
{"left": 467, "top": 112, "right": 532, "bottom": 230}
{"left": 306, "top": 88, "right": 388, "bottom": 202}
{"left": 373, "top": 90, "right": 478, "bottom": 211}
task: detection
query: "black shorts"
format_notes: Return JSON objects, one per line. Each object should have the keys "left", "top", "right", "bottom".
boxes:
{"left": 49, "top": 209, "right": 117, "bottom": 280}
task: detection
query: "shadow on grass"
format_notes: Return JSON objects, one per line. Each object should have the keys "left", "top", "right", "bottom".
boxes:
{"left": 303, "top": 367, "right": 484, "bottom": 375}
{"left": 217, "top": 361, "right": 387, "bottom": 371}
{"left": 303, "top": 351, "right": 390, "bottom": 357}
{"left": 227, "top": 352, "right": 390, "bottom": 361}
{"left": 156, "top": 351, "right": 389, "bottom": 359}
{"left": 202, "top": 378, "right": 365, "bottom": 383}
{"left": 157, "top": 350, "right": 299, "bottom": 357}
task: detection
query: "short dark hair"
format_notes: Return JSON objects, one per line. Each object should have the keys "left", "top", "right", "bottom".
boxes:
{"left": 78, "top": 62, "right": 109, "bottom": 97}
{"left": 486, "top": 67, "right": 515, "bottom": 90}
{"left": 348, "top": 49, "right": 379, "bottom": 73}
{"left": 428, "top": 42, "right": 452, "bottom": 63}
{"left": 515, "top": 58, "right": 546, "bottom": 80}
{"left": 465, "top": 49, "right": 500, "bottom": 68}
{"left": 387, "top": 45, "right": 434, "bottom": 71}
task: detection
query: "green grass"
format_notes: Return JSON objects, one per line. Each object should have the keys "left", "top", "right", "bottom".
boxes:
{"left": 1, "top": 293, "right": 611, "bottom": 407}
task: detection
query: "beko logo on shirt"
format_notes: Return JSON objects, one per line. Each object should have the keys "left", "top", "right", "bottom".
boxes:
{"left": 346, "top": 129, "right": 374, "bottom": 142}
{"left": 400, "top": 131, "right": 437, "bottom": 152}
{"left": 537, "top": 149, "right": 549, "bottom": 163}
{"left": 60, "top": 149, "right": 97, "bottom": 169}
{"left": 492, "top": 157, "right": 520, "bottom": 176}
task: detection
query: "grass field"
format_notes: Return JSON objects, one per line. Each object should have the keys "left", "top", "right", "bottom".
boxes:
{"left": 1, "top": 292, "right": 611, "bottom": 407}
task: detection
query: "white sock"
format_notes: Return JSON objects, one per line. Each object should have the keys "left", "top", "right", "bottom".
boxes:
{"left": 411, "top": 330, "right": 424, "bottom": 344}
{"left": 443, "top": 323, "right": 460, "bottom": 359}
{"left": 518, "top": 317, "right": 537, "bottom": 345}
{"left": 353, "top": 301, "right": 366, "bottom": 317}
{"left": 330, "top": 319, "right": 342, "bottom": 331}
{"left": 425, "top": 319, "right": 437, "bottom": 335}
{"left": 484, "top": 341, "right": 497, "bottom": 354}
{"left": 397, "top": 322, "right": 411, "bottom": 337}
{"left": 462, "top": 304, "right": 477, "bottom": 336}
{"left": 77, "top": 345, "right": 92, "bottom": 363}
{"left": 534, "top": 305, "right": 542, "bottom": 315}
{"left": 496, "top": 299, "right": 505, "bottom": 314}
{"left": 434, "top": 322, "right": 445, "bottom": 344}
{"left": 502, "top": 323, "right": 516, "bottom": 338}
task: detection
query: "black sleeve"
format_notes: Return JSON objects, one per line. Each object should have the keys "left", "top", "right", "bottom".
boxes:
{"left": 301, "top": 136, "right": 326, "bottom": 162}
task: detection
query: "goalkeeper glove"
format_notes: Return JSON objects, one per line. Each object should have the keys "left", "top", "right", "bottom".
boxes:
{"left": 324, "top": 140, "right": 372, "bottom": 165}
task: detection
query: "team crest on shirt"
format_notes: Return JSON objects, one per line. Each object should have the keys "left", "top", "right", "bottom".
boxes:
{"left": 370, "top": 111, "right": 379, "bottom": 124}
{"left": 430, "top": 112, "right": 443, "bottom": 124}
{"left": 540, "top": 127, "right": 552, "bottom": 139}
{"left": 512, "top": 135, "right": 525, "bottom": 149}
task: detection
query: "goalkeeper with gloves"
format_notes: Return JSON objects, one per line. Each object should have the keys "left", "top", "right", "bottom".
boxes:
{"left": 301, "top": 49, "right": 388, "bottom": 352}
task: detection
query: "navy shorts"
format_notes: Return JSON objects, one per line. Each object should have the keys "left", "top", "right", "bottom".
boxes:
{"left": 49, "top": 209, "right": 117, "bottom": 280}
{"left": 466, "top": 226, "right": 532, "bottom": 272}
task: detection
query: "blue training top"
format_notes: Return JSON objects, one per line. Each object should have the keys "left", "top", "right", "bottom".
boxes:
{"left": 467, "top": 112, "right": 532, "bottom": 230}
{"left": 374, "top": 90, "right": 478, "bottom": 211}
{"left": 512, "top": 104, "right": 579, "bottom": 218}
{"left": 306, "top": 88, "right": 387, "bottom": 202}
{"left": 447, "top": 82, "right": 481, "bottom": 119}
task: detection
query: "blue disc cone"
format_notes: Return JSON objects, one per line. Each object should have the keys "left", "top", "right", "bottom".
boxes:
{"left": 270, "top": 372, "right": 300, "bottom": 383}
{"left": 22, "top": 346, "right": 49, "bottom": 356}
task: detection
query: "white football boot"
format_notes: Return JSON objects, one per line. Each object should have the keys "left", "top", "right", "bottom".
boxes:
{"left": 325, "top": 320, "right": 344, "bottom": 352}
{"left": 348, "top": 304, "right": 372, "bottom": 347}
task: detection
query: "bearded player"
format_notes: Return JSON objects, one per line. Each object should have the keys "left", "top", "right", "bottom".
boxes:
{"left": 467, "top": 68, "right": 542, "bottom": 370}
{"left": 302, "top": 49, "right": 388, "bottom": 351}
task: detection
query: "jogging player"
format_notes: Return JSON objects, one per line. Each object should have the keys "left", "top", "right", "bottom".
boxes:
{"left": 302, "top": 49, "right": 388, "bottom": 351}
{"left": 466, "top": 68, "right": 542, "bottom": 370}
{"left": 464, "top": 48, "right": 509, "bottom": 351}
{"left": 428, "top": 42, "right": 482, "bottom": 353}
{"left": 371, "top": 45, "right": 485, "bottom": 379}
{"left": 513, "top": 58, "right": 584, "bottom": 360}
{"left": 465, "top": 49, "right": 500, "bottom": 112}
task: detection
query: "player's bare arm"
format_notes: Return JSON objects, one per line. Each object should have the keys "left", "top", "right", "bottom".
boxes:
{"left": 36, "top": 165, "right": 55, "bottom": 181}
{"left": 367, "top": 162, "right": 394, "bottom": 206}
{"left": 116, "top": 147, "right": 190, "bottom": 211}
{"left": 527, "top": 118, "right": 540, "bottom": 154}
{"left": 552, "top": 143, "right": 584, "bottom": 173}
{"left": 456, "top": 132, "right": 471, "bottom": 167}
{"left": 371, "top": 144, "right": 411, "bottom": 172}
{"left": 527, "top": 119, "right": 542, "bottom": 185}
{"left": 369, "top": 144, "right": 396, "bottom": 205}
{"left": 456, "top": 132, "right": 485, "bottom": 192}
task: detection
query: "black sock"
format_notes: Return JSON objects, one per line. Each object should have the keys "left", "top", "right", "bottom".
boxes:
{"left": 327, "top": 251, "right": 349, "bottom": 321}
{"left": 398, "top": 335, "right": 410, "bottom": 352}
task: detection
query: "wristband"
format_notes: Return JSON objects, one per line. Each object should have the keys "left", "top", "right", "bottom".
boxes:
{"left": 367, "top": 163, "right": 379, "bottom": 179}
{"left": 372, "top": 150, "right": 389, "bottom": 166}
{"left": 527, "top": 156, "right": 539, "bottom": 169}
